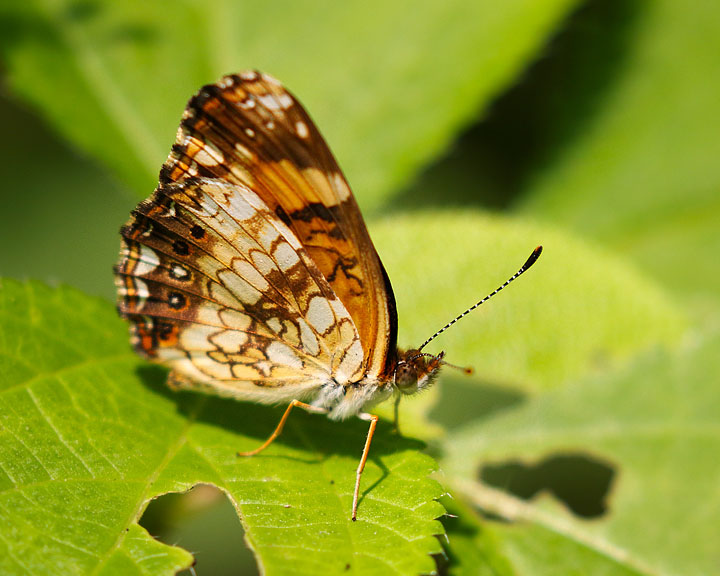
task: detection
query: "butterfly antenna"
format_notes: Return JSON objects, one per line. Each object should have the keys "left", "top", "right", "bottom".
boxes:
{"left": 441, "top": 359, "right": 474, "bottom": 375}
{"left": 408, "top": 351, "right": 474, "bottom": 375}
{"left": 418, "top": 246, "right": 543, "bottom": 352}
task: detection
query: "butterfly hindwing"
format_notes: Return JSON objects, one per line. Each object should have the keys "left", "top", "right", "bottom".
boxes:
{"left": 116, "top": 178, "right": 365, "bottom": 400}
{"left": 158, "top": 71, "right": 397, "bottom": 380}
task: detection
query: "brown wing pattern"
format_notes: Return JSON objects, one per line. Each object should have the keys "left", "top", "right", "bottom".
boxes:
{"left": 158, "top": 71, "right": 397, "bottom": 379}
{"left": 116, "top": 178, "right": 365, "bottom": 401}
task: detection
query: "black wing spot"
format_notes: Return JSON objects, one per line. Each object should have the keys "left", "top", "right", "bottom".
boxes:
{"left": 168, "top": 292, "right": 187, "bottom": 310}
{"left": 156, "top": 320, "right": 175, "bottom": 342}
{"left": 172, "top": 240, "right": 190, "bottom": 255}
{"left": 275, "top": 205, "right": 292, "bottom": 228}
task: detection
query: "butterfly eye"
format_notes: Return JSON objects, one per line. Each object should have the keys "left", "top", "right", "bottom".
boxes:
{"left": 394, "top": 362, "right": 419, "bottom": 394}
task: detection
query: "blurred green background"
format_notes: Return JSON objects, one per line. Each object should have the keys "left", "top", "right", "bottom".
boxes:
{"left": 1, "top": 0, "right": 718, "bottom": 574}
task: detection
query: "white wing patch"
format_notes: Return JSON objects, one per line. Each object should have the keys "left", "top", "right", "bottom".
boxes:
{"left": 307, "top": 296, "right": 334, "bottom": 334}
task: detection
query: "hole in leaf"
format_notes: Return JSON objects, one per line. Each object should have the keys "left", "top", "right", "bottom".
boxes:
{"left": 140, "top": 484, "right": 259, "bottom": 575}
{"left": 480, "top": 453, "right": 615, "bottom": 518}
{"left": 429, "top": 376, "right": 525, "bottom": 430}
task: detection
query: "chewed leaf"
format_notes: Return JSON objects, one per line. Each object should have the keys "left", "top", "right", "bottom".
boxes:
{"left": 0, "top": 279, "right": 445, "bottom": 574}
{"left": 442, "top": 332, "right": 720, "bottom": 575}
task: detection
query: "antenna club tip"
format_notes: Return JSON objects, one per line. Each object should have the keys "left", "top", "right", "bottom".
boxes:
{"left": 463, "top": 366, "right": 474, "bottom": 376}
{"left": 523, "top": 245, "right": 543, "bottom": 270}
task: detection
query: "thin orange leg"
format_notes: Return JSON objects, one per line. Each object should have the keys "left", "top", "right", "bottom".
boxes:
{"left": 237, "top": 400, "right": 328, "bottom": 457}
{"left": 352, "top": 413, "right": 379, "bottom": 521}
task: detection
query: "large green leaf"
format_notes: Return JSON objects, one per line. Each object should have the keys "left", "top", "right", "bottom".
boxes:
{"left": 0, "top": 205, "right": 687, "bottom": 572}
{"left": 442, "top": 331, "right": 720, "bottom": 575}
{"left": 0, "top": 0, "right": 580, "bottom": 211}
{"left": 372, "top": 211, "right": 684, "bottom": 393}
{"left": 0, "top": 91, "right": 132, "bottom": 298}
{"left": 0, "top": 279, "right": 445, "bottom": 575}
{"left": 441, "top": 498, "right": 642, "bottom": 576}
{"left": 514, "top": 0, "right": 720, "bottom": 305}
{"left": 360, "top": 209, "right": 684, "bottom": 438}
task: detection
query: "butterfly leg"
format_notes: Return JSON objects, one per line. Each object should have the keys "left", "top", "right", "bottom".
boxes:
{"left": 393, "top": 395, "right": 402, "bottom": 435}
{"left": 352, "top": 412, "right": 379, "bottom": 521}
{"left": 237, "top": 400, "right": 328, "bottom": 457}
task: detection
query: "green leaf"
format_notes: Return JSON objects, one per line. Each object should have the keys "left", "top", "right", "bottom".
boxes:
{"left": 514, "top": 0, "right": 720, "bottom": 306}
{"left": 98, "top": 525, "right": 193, "bottom": 576}
{"left": 0, "top": 91, "right": 133, "bottom": 299}
{"left": 0, "top": 279, "right": 445, "bottom": 575}
{"left": 1, "top": 0, "right": 580, "bottom": 210}
{"left": 373, "top": 211, "right": 685, "bottom": 393}
{"left": 440, "top": 498, "right": 516, "bottom": 576}
{"left": 441, "top": 498, "right": 642, "bottom": 576}
{"left": 442, "top": 331, "right": 720, "bottom": 575}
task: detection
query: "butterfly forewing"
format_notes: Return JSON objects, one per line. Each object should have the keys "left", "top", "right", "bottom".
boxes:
{"left": 158, "top": 71, "right": 397, "bottom": 380}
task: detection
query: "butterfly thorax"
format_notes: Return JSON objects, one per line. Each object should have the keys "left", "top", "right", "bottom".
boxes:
{"left": 313, "top": 348, "right": 442, "bottom": 421}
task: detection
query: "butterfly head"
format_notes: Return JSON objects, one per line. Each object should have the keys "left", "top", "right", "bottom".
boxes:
{"left": 393, "top": 349, "right": 444, "bottom": 396}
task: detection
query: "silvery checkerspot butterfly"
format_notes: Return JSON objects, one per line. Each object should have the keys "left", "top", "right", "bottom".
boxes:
{"left": 115, "top": 71, "right": 541, "bottom": 520}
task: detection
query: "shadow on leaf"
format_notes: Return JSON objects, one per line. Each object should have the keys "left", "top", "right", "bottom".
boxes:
{"left": 429, "top": 375, "right": 526, "bottom": 430}
{"left": 387, "top": 0, "right": 642, "bottom": 213}
{"left": 135, "top": 363, "right": 427, "bottom": 472}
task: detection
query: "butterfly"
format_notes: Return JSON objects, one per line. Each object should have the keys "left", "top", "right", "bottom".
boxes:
{"left": 115, "top": 71, "right": 541, "bottom": 521}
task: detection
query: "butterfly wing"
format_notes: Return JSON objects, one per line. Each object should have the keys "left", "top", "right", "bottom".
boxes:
{"left": 158, "top": 71, "right": 397, "bottom": 380}
{"left": 116, "top": 177, "right": 365, "bottom": 402}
